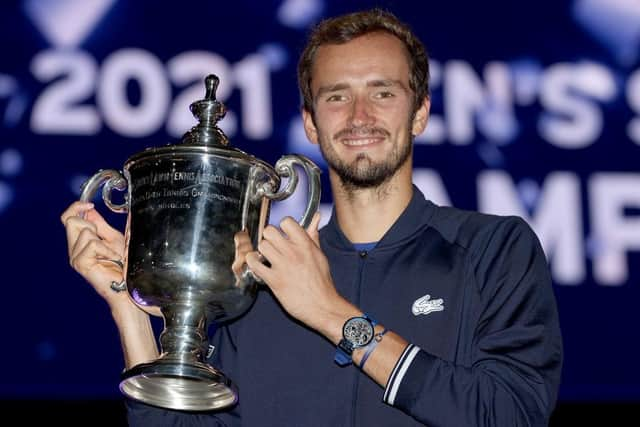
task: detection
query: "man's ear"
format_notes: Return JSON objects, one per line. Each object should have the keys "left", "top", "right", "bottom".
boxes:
{"left": 411, "top": 97, "right": 431, "bottom": 137}
{"left": 302, "top": 108, "right": 319, "bottom": 144}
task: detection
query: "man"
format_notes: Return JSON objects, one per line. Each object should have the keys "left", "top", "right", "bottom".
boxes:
{"left": 62, "top": 8, "right": 562, "bottom": 426}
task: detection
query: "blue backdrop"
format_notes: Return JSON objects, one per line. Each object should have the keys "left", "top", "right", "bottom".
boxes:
{"left": 2, "top": 0, "right": 639, "bottom": 404}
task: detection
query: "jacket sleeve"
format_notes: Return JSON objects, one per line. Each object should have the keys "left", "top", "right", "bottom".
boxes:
{"left": 126, "top": 400, "right": 234, "bottom": 427}
{"left": 125, "top": 324, "right": 241, "bottom": 427}
{"left": 382, "top": 217, "right": 563, "bottom": 427}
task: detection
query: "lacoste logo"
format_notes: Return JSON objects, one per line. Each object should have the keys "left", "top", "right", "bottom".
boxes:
{"left": 412, "top": 294, "right": 444, "bottom": 316}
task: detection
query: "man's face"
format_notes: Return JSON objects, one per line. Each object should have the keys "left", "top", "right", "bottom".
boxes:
{"left": 303, "top": 32, "right": 429, "bottom": 189}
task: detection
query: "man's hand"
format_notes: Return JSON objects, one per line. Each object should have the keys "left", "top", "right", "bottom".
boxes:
{"left": 246, "top": 213, "right": 358, "bottom": 341}
{"left": 61, "top": 201, "right": 134, "bottom": 311}
{"left": 61, "top": 201, "right": 160, "bottom": 367}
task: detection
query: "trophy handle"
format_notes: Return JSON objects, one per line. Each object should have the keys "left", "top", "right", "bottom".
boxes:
{"left": 79, "top": 169, "right": 129, "bottom": 214}
{"left": 258, "top": 154, "right": 321, "bottom": 228}
{"left": 245, "top": 155, "right": 321, "bottom": 284}
{"left": 78, "top": 169, "right": 129, "bottom": 292}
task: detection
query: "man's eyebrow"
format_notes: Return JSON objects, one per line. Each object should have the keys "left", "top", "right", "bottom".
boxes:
{"left": 314, "top": 79, "right": 410, "bottom": 100}
{"left": 368, "top": 79, "right": 409, "bottom": 91}
{"left": 316, "top": 82, "right": 350, "bottom": 98}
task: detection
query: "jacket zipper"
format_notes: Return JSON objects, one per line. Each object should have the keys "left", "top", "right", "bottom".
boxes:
{"left": 351, "top": 250, "right": 369, "bottom": 427}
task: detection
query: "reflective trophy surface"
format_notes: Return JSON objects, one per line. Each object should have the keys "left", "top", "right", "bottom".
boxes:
{"left": 79, "top": 75, "right": 321, "bottom": 411}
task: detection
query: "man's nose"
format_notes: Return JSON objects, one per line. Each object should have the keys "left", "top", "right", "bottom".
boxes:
{"left": 348, "top": 95, "right": 375, "bottom": 127}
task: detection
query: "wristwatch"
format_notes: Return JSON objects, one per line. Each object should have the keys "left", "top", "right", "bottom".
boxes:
{"left": 334, "top": 314, "right": 376, "bottom": 366}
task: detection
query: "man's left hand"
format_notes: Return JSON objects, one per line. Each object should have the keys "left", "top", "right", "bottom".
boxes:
{"left": 246, "top": 213, "right": 356, "bottom": 339}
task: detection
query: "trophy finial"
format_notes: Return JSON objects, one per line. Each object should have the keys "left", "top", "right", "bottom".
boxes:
{"left": 204, "top": 75, "right": 219, "bottom": 101}
{"left": 182, "top": 74, "right": 229, "bottom": 146}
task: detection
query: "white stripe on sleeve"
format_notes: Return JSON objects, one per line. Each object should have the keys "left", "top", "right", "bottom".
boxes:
{"left": 383, "top": 345, "right": 421, "bottom": 405}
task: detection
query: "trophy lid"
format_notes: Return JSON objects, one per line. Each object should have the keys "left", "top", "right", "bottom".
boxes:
{"left": 181, "top": 74, "right": 230, "bottom": 147}
{"left": 125, "top": 73, "right": 276, "bottom": 171}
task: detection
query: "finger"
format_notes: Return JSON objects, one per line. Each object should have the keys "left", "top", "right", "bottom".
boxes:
{"left": 232, "top": 232, "right": 253, "bottom": 275}
{"left": 69, "top": 223, "right": 97, "bottom": 259}
{"left": 262, "top": 225, "right": 287, "bottom": 251}
{"left": 246, "top": 251, "right": 272, "bottom": 284}
{"left": 306, "top": 212, "right": 321, "bottom": 246}
{"left": 71, "top": 236, "right": 124, "bottom": 274}
{"left": 257, "top": 239, "right": 281, "bottom": 265}
{"left": 231, "top": 255, "right": 246, "bottom": 277}
{"left": 65, "top": 216, "right": 98, "bottom": 258}
{"left": 84, "top": 208, "right": 124, "bottom": 243}
{"left": 279, "top": 216, "right": 307, "bottom": 243}
{"left": 71, "top": 228, "right": 122, "bottom": 264}
{"left": 61, "top": 201, "right": 95, "bottom": 225}
{"left": 70, "top": 228, "right": 110, "bottom": 261}
{"left": 234, "top": 230, "right": 252, "bottom": 246}
{"left": 62, "top": 200, "right": 124, "bottom": 247}
{"left": 234, "top": 232, "right": 253, "bottom": 253}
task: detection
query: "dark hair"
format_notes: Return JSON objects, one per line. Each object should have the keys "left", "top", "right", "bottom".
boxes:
{"left": 297, "top": 8, "right": 430, "bottom": 115}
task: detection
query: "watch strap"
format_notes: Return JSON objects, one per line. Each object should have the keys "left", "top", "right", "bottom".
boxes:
{"left": 334, "top": 345, "right": 352, "bottom": 366}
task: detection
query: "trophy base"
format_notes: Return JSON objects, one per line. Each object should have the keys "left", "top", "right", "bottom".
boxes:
{"left": 120, "top": 360, "right": 238, "bottom": 411}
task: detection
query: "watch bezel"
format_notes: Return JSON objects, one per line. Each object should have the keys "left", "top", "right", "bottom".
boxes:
{"left": 342, "top": 316, "right": 375, "bottom": 350}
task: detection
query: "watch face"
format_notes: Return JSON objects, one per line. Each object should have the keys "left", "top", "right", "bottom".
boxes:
{"left": 343, "top": 317, "right": 374, "bottom": 348}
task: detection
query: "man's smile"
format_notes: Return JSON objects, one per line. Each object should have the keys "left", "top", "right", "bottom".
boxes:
{"left": 340, "top": 136, "right": 385, "bottom": 147}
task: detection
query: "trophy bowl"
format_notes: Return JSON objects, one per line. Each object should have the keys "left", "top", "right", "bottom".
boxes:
{"left": 78, "top": 75, "right": 321, "bottom": 411}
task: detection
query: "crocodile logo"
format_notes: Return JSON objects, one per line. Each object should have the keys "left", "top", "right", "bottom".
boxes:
{"left": 411, "top": 294, "right": 444, "bottom": 316}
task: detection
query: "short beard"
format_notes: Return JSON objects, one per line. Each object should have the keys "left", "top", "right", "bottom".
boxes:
{"left": 318, "top": 126, "right": 413, "bottom": 194}
{"left": 329, "top": 151, "right": 410, "bottom": 191}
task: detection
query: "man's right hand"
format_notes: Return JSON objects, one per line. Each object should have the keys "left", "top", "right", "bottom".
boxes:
{"left": 60, "top": 201, "right": 133, "bottom": 311}
{"left": 61, "top": 201, "right": 160, "bottom": 367}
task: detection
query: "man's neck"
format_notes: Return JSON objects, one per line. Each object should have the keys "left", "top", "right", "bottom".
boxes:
{"left": 331, "top": 170, "right": 413, "bottom": 244}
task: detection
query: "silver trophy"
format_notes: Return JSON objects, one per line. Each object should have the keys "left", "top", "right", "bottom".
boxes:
{"left": 79, "top": 75, "right": 321, "bottom": 411}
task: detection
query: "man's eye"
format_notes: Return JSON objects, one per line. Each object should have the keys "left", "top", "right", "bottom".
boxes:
{"left": 326, "top": 94, "right": 345, "bottom": 102}
{"left": 375, "top": 91, "right": 395, "bottom": 99}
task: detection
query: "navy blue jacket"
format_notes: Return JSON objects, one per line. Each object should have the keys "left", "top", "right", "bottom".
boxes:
{"left": 128, "top": 187, "right": 563, "bottom": 426}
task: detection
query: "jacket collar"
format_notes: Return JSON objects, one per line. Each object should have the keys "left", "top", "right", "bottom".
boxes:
{"left": 321, "top": 185, "right": 436, "bottom": 252}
